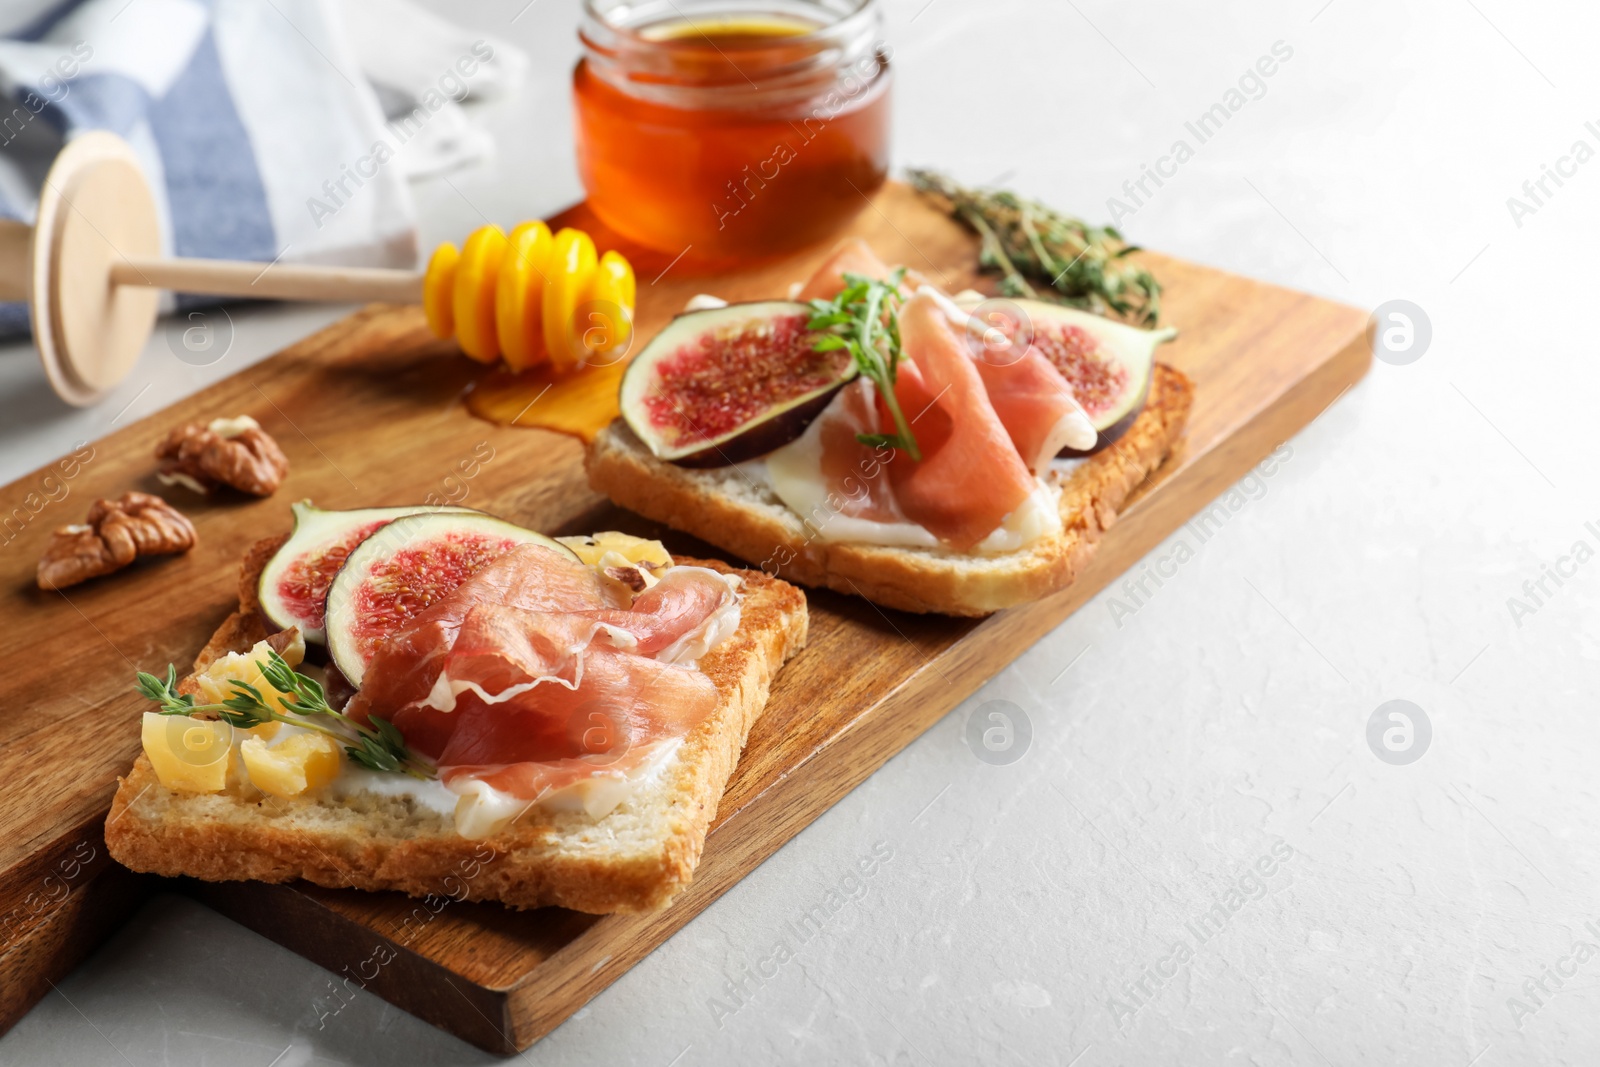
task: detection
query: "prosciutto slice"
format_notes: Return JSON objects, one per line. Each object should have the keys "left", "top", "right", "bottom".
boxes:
{"left": 346, "top": 544, "right": 616, "bottom": 724}
{"left": 919, "top": 286, "right": 1095, "bottom": 471}
{"left": 882, "top": 291, "right": 1040, "bottom": 550}
{"left": 971, "top": 344, "right": 1096, "bottom": 470}
{"left": 795, "top": 237, "right": 895, "bottom": 302}
{"left": 348, "top": 544, "right": 735, "bottom": 802}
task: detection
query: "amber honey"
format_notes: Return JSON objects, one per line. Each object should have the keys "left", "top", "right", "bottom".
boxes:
{"left": 575, "top": 1, "right": 891, "bottom": 261}
{"left": 465, "top": 358, "right": 627, "bottom": 440}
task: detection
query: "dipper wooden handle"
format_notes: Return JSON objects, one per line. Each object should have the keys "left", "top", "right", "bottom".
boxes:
{"left": 108, "top": 256, "right": 424, "bottom": 305}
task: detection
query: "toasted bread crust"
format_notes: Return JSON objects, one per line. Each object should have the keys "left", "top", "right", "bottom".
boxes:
{"left": 586, "top": 364, "right": 1194, "bottom": 615}
{"left": 106, "top": 547, "right": 808, "bottom": 914}
{"left": 238, "top": 532, "right": 287, "bottom": 616}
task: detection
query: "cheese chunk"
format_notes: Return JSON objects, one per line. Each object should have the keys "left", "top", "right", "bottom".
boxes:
{"left": 240, "top": 733, "right": 342, "bottom": 798}
{"left": 556, "top": 531, "right": 672, "bottom": 570}
{"left": 192, "top": 631, "right": 309, "bottom": 730}
{"left": 141, "top": 712, "right": 234, "bottom": 793}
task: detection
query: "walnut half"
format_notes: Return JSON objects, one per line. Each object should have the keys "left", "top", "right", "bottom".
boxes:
{"left": 156, "top": 415, "right": 288, "bottom": 497}
{"left": 37, "top": 492, "right": 197, "bottom": 591}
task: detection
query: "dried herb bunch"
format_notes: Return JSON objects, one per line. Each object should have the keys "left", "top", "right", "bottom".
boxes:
{"left": 908, "top": 169, "right": 1162, "bottom": 326}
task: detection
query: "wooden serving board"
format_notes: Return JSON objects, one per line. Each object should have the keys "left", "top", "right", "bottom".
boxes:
{"left": 0, "top": 182, "right": 1370, "bottom": 1051}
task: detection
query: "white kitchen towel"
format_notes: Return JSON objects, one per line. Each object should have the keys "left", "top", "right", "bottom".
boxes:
{"left": 0, "top": 0, "right": 526, "bottom": 337}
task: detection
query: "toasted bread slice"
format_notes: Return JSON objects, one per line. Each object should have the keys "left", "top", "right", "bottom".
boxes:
{"left": 105, "top": 545, "right": 807, "bottom": 914}
{"left": 586, "top": 364, "right": 1194, "bottom": 616}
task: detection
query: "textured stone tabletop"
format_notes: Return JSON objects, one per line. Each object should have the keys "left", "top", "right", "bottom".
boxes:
{"left": 4, "top": 0, "right": 1597, "bottom": 1063}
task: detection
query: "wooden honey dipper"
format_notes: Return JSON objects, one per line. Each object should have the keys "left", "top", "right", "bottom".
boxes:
{"left": 1, "top": 131, "right": 635, "bottom": 405}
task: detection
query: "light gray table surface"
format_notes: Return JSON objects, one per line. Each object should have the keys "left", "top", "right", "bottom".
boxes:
{"left": 5, "top": 0, "right": 1598, "bottom": 1063}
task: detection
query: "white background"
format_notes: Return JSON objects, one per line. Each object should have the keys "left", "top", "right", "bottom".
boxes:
{"left": 4, "top": 0, "right": 1599, "bottom": 1063}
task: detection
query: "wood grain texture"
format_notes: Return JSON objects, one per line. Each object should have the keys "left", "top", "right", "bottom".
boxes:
{"left": 0, "top": 823, "right": 152, "bottom": 1036}
{"left": 0, "top": 182, "right": 1370, "bottom": 1050}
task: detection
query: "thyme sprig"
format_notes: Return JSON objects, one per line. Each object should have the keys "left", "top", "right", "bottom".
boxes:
{"left": 135, "top": 652, "right": 433, "bottom": 780}
{"left": 807, "top": 268, "right": 922, "bottom": 461}
{"left": 908, "top": 169, "right": 1163, "bottom": 326}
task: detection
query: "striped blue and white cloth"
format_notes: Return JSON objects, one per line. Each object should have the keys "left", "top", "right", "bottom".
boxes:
{"left": 0, "top": 0, "right": 525, "bottom": 337}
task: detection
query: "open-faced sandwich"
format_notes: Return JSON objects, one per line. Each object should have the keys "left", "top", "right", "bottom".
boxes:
{"left": 105, "top": 503, "right": 807, "bottom": 914}
{"left": 586, "top": 238, "right": 1194, "bottom": 616}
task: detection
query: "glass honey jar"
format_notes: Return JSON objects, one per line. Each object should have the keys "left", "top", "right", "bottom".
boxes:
{"left": 575, "top": 0, "right": 892, "bottom": 262}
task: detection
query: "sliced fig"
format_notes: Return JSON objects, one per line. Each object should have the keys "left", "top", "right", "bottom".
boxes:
{"left": 324, "top": 511, "right": 575, "bottom": 686}
{"left": 985, "top": 298, "right": 1177, "bottom": 456}
{"left": 258, "top": 501, "right": 478, "bottom": 643}
{"left": 620, "top": 301, "right": 856, "bottom": 468}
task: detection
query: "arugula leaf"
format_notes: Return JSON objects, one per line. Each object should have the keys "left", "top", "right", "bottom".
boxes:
{"left": 807, "top": 268, "right": 922, "bottom": 461}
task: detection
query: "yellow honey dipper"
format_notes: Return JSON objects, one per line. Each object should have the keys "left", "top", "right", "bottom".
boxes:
{"left": 422, "top": 222, "right": 634, "bottom": 372}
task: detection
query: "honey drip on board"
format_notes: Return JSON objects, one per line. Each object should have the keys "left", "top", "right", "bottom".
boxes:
{"left": 464, "top": 360, "right": 626, "bottom": 441}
